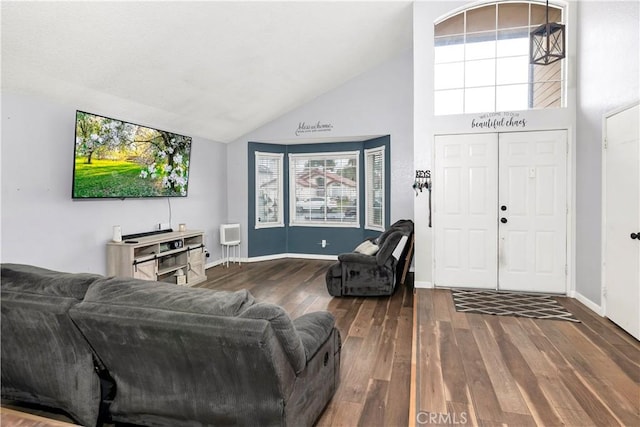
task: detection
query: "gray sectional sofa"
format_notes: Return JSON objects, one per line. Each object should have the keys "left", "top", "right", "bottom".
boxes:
{"left": 1, "top": 263, "right": 341, "bottom": 427}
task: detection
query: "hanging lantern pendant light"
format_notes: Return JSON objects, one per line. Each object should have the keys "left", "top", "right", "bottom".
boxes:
{"left": 530, "top": 0, "right": 566, "bottom": 65}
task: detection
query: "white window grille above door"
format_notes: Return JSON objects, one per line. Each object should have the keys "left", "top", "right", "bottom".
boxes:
{"left": 434, "top": 1, "right": 566, "bottom": 115}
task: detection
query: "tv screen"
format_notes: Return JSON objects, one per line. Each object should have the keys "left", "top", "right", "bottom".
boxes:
{"left": 72, "top": 111, "right": 192, "bottom": 199}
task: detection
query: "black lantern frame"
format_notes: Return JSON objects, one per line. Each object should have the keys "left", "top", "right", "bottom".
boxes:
{"left": 530, "top": 1, "right": 566, "bottom": 65}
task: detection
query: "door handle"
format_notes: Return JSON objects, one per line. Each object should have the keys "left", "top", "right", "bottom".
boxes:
{"left": 500, "top": 218, "right": 508, "bottom": 224}
{"left": 632, "top": 232, "right": 640, "bottom": 240}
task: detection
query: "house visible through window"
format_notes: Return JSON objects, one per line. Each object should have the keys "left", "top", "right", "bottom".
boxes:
{"left": 434, "top": 1, "right": 565, "bottom": 115}
{"left": 289, "top": 152, "right": 359, "bottom": 226}
{"left": 365, "top": 146, "right": 384, "bottom": 231}
{"left": 255, "top": 152, "right": 283, "bottom": 228}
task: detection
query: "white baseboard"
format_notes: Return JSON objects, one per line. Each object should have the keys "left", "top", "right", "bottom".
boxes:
{"left": 248, "top": 253, "right": 338, "bottom": 262}
{"left": 284, "top": 253, "right": 338, "bottom": 261}
{"left": 207, "top": 253, "right": 339, "bottom": 266}
{"left": 414, "top": 280, "right": 433, "bottom": 289}
{"left": 569, "top": 290, "right": 605, "bottom": 316}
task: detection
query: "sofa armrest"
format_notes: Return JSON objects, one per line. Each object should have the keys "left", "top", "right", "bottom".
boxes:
{"left": 293, "top": 311, "right": 335, "bottom": 362}
{"left": 337, "top": 252, "right": 378, "bottom": 265}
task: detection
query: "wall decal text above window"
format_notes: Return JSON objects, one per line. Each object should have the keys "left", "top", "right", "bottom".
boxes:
{"left": 471, "top": 112, "right": 527, "bottom": 130}
{"left": 296, "top": 121, "right": 334, "bottom": 136}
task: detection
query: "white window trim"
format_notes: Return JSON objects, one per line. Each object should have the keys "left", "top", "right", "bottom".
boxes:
{"left": 364, "top": 146, "right": 385, "bottom": 231}
{"left": 288, "top": 151, "right": 360, "bottom": 228}
{"left": 255, "top": 151, "right": 284, "bottom": 229}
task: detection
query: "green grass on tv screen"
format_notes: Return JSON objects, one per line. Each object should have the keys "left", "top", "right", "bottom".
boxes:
{"left": 73, "top": 158, "right": 176, "bottom": 198}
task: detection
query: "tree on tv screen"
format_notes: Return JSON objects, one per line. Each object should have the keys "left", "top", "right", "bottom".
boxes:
{"left": 74, "top": 112, "right": 191, "bottom": 198}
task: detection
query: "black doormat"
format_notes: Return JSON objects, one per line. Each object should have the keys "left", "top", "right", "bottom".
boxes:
{"left": 451, "top": 289, "right": 580, "bottom": 323}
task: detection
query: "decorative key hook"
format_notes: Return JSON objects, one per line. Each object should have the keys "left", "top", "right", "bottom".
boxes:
{"left": 413, "top": 170, "right": 433, "bottom": 227}
{"left": 413, "top": 170, "right": 431, "bottom": 195}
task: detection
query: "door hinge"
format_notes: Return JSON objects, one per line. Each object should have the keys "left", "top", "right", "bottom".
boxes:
{"left": 604, "top": 137, "right": 608, "bottom": 149}
{"left": 565, "top": 264, "right": 568, "bottom": 275}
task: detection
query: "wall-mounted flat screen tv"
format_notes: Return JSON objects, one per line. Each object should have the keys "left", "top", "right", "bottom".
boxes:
{"left": 72, "top": 111, "right": 192, "bottom": 199}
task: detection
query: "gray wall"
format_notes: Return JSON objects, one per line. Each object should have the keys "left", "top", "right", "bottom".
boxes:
{"left": 575, "top": 1, "right": 640, "bottom": 305}
{"left": 1, "top": 92, "right": 229, "bottom": 274}
{"left": 227, "top": 49, "right": 414, "bottom": 258}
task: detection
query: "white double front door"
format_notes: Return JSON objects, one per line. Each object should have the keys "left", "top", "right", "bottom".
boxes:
{"left": 434, "top": 130, "right": 568, "bottom": 293}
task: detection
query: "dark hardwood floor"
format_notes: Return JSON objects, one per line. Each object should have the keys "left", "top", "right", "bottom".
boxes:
{"left": 411, "top": 288, "right": 640, "bottom": 427}
{"left": 4, "top": 259, "right": 638, "bottom": 426}
{"left": 197, "top": 259, "right": 414, "bottom": 427}
{"left": 202, "top": 260, "right": 640, "bottom": 427}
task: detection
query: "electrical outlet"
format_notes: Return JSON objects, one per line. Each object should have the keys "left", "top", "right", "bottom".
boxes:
{"left": 321, "top": 239, "right": 327, "bottom": 248}
{"left": 157, "top": 223, "right": 171, "bottom": 230}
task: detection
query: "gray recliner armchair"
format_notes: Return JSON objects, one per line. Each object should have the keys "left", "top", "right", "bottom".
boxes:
{"left": 325, "top": 220, "right": 414, "bottom": 297}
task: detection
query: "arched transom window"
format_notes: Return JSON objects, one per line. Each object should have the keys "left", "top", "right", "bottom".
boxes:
{"left": 434, "top": 1, "right": 565, "bottom": 115}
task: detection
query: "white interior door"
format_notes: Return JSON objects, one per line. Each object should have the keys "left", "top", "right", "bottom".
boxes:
{"left": 498, "top": 130, "right": 568, "bottom": 293}
{"left": 434, "top": 131, "right": 568, "bottom": 293}
{"left": 604, "top": 103, "right": 640, "bottom": 340}
{"left": 434, "top": 133, "right": 498, "bottom": 289}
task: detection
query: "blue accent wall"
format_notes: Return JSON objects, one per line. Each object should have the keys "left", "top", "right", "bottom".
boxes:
{"left": 248, "top": 136, "right": 390, "bottom": 257}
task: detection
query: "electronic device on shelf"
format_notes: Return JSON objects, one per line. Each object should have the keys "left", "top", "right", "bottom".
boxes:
{"left": 160, "top": 240, "right": 184, "bottom": 252}
{"left": 121, "top": 229, "right": 174, "bottom": 241}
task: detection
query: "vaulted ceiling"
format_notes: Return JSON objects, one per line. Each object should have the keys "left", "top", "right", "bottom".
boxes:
{"left": 2, "top": 1, "right": 413, "bottom": 143}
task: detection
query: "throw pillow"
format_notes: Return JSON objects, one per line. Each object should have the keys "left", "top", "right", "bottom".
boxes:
{"left": 354, "top": 240, "right": 379, "bottom": 256}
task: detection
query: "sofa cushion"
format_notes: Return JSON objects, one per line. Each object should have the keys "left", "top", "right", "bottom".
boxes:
{"left": 69, "top": 301, "right": 295, "bottom": 426}
{"left": 84, "top": 277, "right": 307, "bottom": 374}
{"left": 1, "top": 263, "right": 101, "bottom": 300}
{"left": 84, "top": 276, "right": 255, "bottom": 316}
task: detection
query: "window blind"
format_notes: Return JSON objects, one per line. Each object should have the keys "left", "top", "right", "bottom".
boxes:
{"left": 255, "top": 152, "right": 283, "bottom": 227}
{"left": 365, "top": 147, "right": 384, "bottom": 230}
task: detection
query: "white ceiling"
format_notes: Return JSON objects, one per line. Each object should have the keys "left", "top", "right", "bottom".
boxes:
{"left": 2, "top": 1, "right": 413, "bottom": 143}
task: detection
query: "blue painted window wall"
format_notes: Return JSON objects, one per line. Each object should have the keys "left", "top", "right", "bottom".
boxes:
{"left": 248, "top": 136, "right": 391, "bottom": 257}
